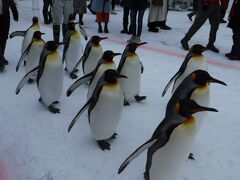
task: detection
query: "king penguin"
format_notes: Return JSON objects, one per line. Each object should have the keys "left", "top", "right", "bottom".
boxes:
{"left": 16, "top": 41, "right": 65, "bottom": 113}
{"left": 10, "top": 16, "right": 40, "bottom": 55}
{"left": 16, "top": 31, "right": 45, "bottom": 83}
{"left": 67, "top": 51, "right": 121, "bottom": 100}
{"left": 117, "top": 42, "right": 147, "bottom": 105}
{"left": 68, "top": 69, "right": 126, "bottom": 150}
{"left": 118, "top": 99, "right": 218, "bottom": 180}
{"left": 71, "top": 36, "right": 107, "bottom": 76}
{"left": 162, "top": 44, "right": 208, "bottom": 96}
{"left": 62, "top": 21, "right": 84, "bottom": 79}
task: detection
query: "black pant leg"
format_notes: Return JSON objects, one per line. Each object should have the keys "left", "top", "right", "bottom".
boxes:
{"left": 0, "top": 13, "right": 10, "bottom": 54}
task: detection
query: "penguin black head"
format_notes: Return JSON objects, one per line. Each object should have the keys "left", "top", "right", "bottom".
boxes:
{"left": 91, "top": 36, "right": 107, "bottom": 45}
{"left": 33, "top": 31, "right": 45, "bottom": 40}
{"left": 32, "top": 16, "right": 38, "bottom": 24}
{"left": 102, "top": 50, "right": 121, "bottom": 61}
{"left": 68, "top": 21, "right": 77, "bottom": 31}
{"left": 68, "top": 13, "right": 76, "bottom": 21}
{"left": 190, "top": 44, "right": 207, "bottom": 55}
{"left": 192, "top": 70, "right": 227, "bottom": 86}
{"left": 177, "top": 99, "right": 218, "bottom": 117}
{"left": 126, "top": 42, "right": 147, "bottom": 53}
{"left": 45, "top": 41, "right": 65, "bottom": 51}
{"left": 103, "top": 69, "right": 127, "bottom": 83}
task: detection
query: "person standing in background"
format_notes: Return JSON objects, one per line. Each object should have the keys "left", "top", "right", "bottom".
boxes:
{"left": 126, "top": 0, "right": 148, "bottom": 43}
{"left": 91, "top": 0, "right": 112, "bottom": 33}
{"left": 180, "top": 0, "right": 227, "bottom": 53}
{"left": 73, "top": 0, "right": 87, "bottom": 25}
{"left": 51, "top": 0, "right": 73, "bottom": 43}
{"left": 225, "top": 0, "right": 240, "bottom": 60}
{"left": 147, "top": 0, "right": 172, "bottom": 33}
{"left": 120, "top": 0, "right": 131, "bottom": 34}
{"left": 42, "top": 0, "right": 52, "bottom": 24}
{"left": 0, "top": 0, "right": 18, "bottom": 71}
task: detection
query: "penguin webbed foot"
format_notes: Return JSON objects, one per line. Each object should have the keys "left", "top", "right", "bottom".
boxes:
{"left": 135, "top": 95, "right": 146, "bottom": 102}
{"left": 39, "top": 97, "right": 43, "bottom": 103}
{"left": 74, "top": 69, "right": 79, "bottom": 73}
{"left": 124, "top": 99, "right": 130, "bottom": 106}
{"left": 110, "top": 133, "right": 118, "bottom": 139}
{"left": 144, "top": 172, "right": 150, "bottom": 180}
{"left": 48, "top": 104, "right": 60, "bottom": 114}
{"left": 70, "top": 72, "right": 78, "bottom": 79}
{"left": 97, "top": 140, "right": 111, "bottom": 151}
{"left": 188, "top": 153, "right": 195, "bottom": 160}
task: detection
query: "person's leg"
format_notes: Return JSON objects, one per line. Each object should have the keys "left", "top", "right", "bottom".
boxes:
{"left": 227, "top": 28, "right": 240, "bottom": 60}
{"left": 0, "top": 13, "right": 10, "bottom": 65}
{"left": 96, "top": 13, "right": 103, "bottom": 33}
{"left": 104, "top": 13, "right": 110, "bottom": 33}
{"left": 51, "top": 0, "right": 63, "bottom": 43}
{"left": 63, "top": 0, "right": 74, "bottom": 38}
{"left": 43, "top": 0, "right": 50, "bottom": 24}
{"left": 127, "top": 9, "right": 138, "bottom": 42}
{"left": 136, "top": 9, "right": 145, "bottom": 37}
{"left": 121, "top": 6, "right": 129, "bottom": 33}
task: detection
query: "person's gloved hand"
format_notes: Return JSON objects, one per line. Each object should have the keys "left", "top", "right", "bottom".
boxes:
{"left": 11, "top": 6, "right": 19, "bottom": 21}
{"left": 201, "top": 2, "right": 209, "bottom": 11}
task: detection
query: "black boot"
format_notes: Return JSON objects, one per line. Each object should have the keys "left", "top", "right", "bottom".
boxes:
{"left": 206, "top": 43, "right": 219, "bottom": 53}
{"left": 180, "top": 38, "right": 189, "bottom": 50}
{"left": 127, "top": 24, "right": 132, "bottom": 34}
{"left": 43, "top": 10, "right": 49, "bottom": 24}
{"left": 48, "top": 11, "right": 52, "bottom": 23}
{"left": 53, "top": 25, "right": 60, "bottom": 43}
{"left": 62, "top": 24, "right": 68, "bottom": 40}
{"left": 98, "top": 23, "right": 103, "bottom": 33}
{"left": 104, "top": 23, "right": 109, "bottom": 33}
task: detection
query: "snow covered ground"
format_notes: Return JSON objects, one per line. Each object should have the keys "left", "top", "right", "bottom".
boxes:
{"left": 0, "top": 1, "right": 240, "bottom": 180}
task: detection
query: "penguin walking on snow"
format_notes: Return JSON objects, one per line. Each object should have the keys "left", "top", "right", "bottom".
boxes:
{"left": 118, "top": 99, "right": 218, "bottom": 180}
{"left": 68, "top": 69, "right": 126, "bottom": 150}
{"left": 10, "top": 17, "right": 40, "bottom": 55}
{"left": 71, "top": 36, "right": 107, "bottom": 77}
{"left": 16, "top": 41, "right": 65, "bottom": 113}
{"left": 16, "top": 31, "right": 45, "bottom": 83}
{"left": 117, "top": 42, "right": 147, "bottom": 105}
{"left": 165, "top": 70, "right": 226, "bottom": 160}
{"left": 62, "top": 21, "right": 84, "bottom": 79}
{"left": 67, "top": 51, "right": 121, "bottom": 100}
{"left": 162, "top": 44, "right": 208, "bottom": 97}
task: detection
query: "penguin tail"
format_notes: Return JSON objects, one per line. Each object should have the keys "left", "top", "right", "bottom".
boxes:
{"left": 118, "top": 138, "right": 157, "bottom": 174}
{"left": 9, "top": 31, "right": 26, "bottom": 38}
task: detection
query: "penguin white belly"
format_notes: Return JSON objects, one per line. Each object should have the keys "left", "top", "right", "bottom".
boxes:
{"left": 38, "top": 53, "right": 63, "bottom": 106}
{"left": 191, "top": 84, "right": 210, "bottom": 130}
{"left": 25, "top": 42, "right": 44, "bottom": 77}
{"left": 83, "top": 47, "right": 102, "bottom": 75}
{"left": 21, "top": 27, "right": 39, "bottom": 54}
{"left": 65, "top": 36, "right": 83, "bottom": 72}
{"left": 149, "top": 117, "right": 197, "bottom": 180}
{"left": 119, "top": 58, "right": 141, "bottom": 99}
{"left": 172, "top": 56, "right": 208, "bottom": 94}
{"left": 87, "top": 63, "right": 116, "bottom": 99}
{"left": 90, "top": 84, "right": 124, "bottom": 140}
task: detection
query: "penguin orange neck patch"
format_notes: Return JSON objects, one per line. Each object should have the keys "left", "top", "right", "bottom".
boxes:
{"left": 183, "top": 116, "right": 196, "bottom": 126}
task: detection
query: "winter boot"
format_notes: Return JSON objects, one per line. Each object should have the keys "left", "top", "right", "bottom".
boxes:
{"left": 98, "top": 23, "right": 103, "bottom": 33}
{"left": 120, "top": 24, "right": 128, "bottom": 33}
{"left": 206, "top": 43, "right": 219, "bottom": 53}
{"left": 104, "top": 23, "right": 109, "bottom": 33}
{"left": 53, "top": 25, "right": 60, "bottom": 43}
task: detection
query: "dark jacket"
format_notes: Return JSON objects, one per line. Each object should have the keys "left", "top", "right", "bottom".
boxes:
{"left": 1, "top": 0, "right": 18, "bottom": 15}
{"left": 125, "top": 0, "right": 148, "bottom": 10}
{"left": 227, "top": 0, "right": 240, "bottom": 29}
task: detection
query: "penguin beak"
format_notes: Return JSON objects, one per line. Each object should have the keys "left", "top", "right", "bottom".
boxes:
{"left": 208, "top": 77, "right": 227, "bottom": 86}
{"left": 41, "top": 32, "right": 45, "bottom": 35}
{"left": 118, "top": 74, "right": 127, "bottom": 78}
{"left": 136, "top": 42, "right": 147, "bottom": 47}
{"left": 191, "top": 105, "right": 218, "bottom": 114}
{"left": 99, "top": 37, "right": 108, "bottom": 41}
{"left": 113, "top": 53, "right": 121, "bottom": 57}
{"left": 201, "top": 48, "right": 208, "bottom": 53}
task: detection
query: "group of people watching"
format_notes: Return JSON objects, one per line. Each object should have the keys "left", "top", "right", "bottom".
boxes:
{"left": 0, "top": 0, "right": 239, "bottom": 71}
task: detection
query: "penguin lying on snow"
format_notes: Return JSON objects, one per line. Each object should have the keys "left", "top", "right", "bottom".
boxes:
{"left": 118, "top": 99, "right": 218, "bottom": 180}
{"left": 162, "top": 44, "right": 208, "bottom": 96}
{"left": 117, "top": 42, "right": 147, "bottom": 105}
{"left": 67, "top": 51, "right": 121, "bottom": 100}
{"left": 71, "top": 36, "right": 107, "bottom": 77}
{"left": 10, "top": 16, "right": 40, "bottom": 55}
{"left": 16, "top": 31, "right": 45, "bottom": 83}
{"left": 68, "top": 69, "right": 126, "bottom": 151}
{"left": 16, "top": 41, "right": 65, "bottom": 114}
{"left": 62, "top": 21, "right": 84, "bottom": 79}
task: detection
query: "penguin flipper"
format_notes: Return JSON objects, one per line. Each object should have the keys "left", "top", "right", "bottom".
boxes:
{"left": 9, "top": 31, "right": 26, "bottom": 38}
{"left": 62, "top": 32, "right": 72, "bottom": 62}
{"left": 117, "top": 51, "right": 129, "bottom": 73}
{"left": 140, "top": 61, "right": 144, "bottom": 74}
{"left": 162, "top": 71, "right": 182, "bottom": 97}
{"left": 16, "top": 42, "right": 33, "bottom": 71}
{"left": 118, "top": 138, "right": 158, "bottom": 174}
{"left": 71, "top": 54, "right": 86, "bottom": 74}
{"left": 68, "top": 99, "right": 92, "bottom": 132}
{"left": 16, "top": 66, "right": 39, "bottom": 94}
{"left": 79, "top": 25, "right": 88, "bottom": 41}
{"left": 67, "top": 74, "right": 92, "bottom": 96}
